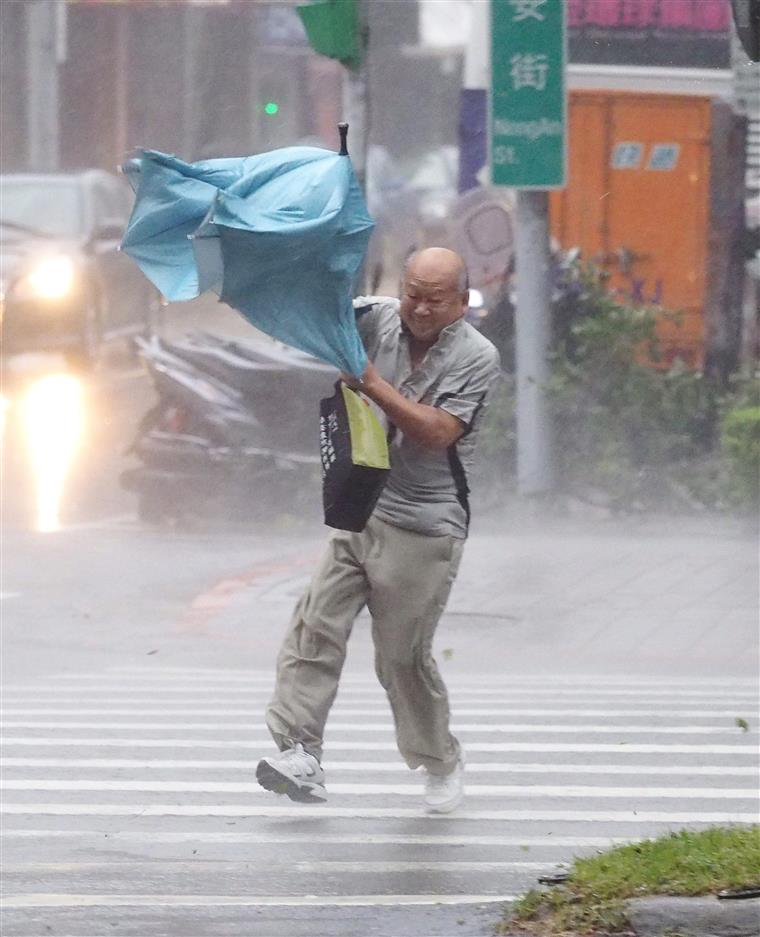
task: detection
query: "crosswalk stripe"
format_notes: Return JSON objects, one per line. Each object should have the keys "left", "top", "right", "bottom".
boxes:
{"left": 2, "top": 720, "right": 751, "bottom": 735}
{"left": 3, "top": 779, "right": 754, "bottom": 799}
{"left": 0, "top": 893, "right": 518, "bottom": 908}
{"left": 3, "top": 860, "right": 554, "bottom": 873}
{"left": 3, "top": 697, "right": 756, "bottom": 717}
{"left": 3, "top": 706, "right": 751, "bottom": 718}
{"left": 2, "top": 758, "right": 755, "bottom": 776}
{"left": 2, "top": 737, "right": 753, "bottom": 753}
{"left": 6, "top": 685, "right": 756, "bottom": 700}
{"left": 2, "top": 804, "right": 754, "bottom": 822}
{"left": 52, "top": 670, "right": 760, "bottom": 686}
{"left": 0, "top": 830, "right": 634, "bottom": 847}
{"left": 5, "top": 666, "right": 755, "bottom": 927}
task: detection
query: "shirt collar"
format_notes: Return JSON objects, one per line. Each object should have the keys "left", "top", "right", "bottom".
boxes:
{"left": 399, "top": 315, "right": 466, "bottom": 348}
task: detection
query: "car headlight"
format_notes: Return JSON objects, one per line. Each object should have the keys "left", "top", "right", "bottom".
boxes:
{"left": 14, "top": 256, "right": 76, "bottom": 301}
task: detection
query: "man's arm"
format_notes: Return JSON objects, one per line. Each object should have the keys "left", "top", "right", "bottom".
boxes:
{"left": 342, "top": 362, "right": 465, "bottom": 451}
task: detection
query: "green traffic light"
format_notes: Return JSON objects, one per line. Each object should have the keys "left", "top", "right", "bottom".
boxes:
{"left": 264, "top": 102, "right": 279, "bottom": 116}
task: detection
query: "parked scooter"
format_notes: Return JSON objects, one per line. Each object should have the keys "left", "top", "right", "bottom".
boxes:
{"left": 122, "top": 332, "right": 336, "bottom": 524}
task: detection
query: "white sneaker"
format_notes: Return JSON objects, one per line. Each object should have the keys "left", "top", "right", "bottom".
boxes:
{"left": 256, "top": 743, "right": 327, "bottom": 804}
{"left": 423, "top": 758, "right": 464, "bottom": 814}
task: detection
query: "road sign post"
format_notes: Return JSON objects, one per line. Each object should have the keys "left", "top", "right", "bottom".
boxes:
{"left": 489, "top": 0, "right": 566, "bottom": 496}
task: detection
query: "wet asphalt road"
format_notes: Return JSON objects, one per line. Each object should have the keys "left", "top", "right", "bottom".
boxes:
{"left": 2, "top": 307, "right": 758, "bottom": 937}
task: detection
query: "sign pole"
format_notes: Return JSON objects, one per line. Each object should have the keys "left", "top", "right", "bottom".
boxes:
{"left": 489, "top": 0, "right": 566, "bottom": 496}
{"left": 514, "top": 189, "right": 552, "bottom": 494}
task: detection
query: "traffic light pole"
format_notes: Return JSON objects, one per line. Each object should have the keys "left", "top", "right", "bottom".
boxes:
{"left": 342, "top": 62, "right": 367, "bottom": 189}
{"left": 341, "top": 0, "right": 369, "bottom": 192}
{"left": 342, "top": 0, "right": 369, "bottom": 290}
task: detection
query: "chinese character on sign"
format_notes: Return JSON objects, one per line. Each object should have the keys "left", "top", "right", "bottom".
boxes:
{"left": 647, "top": 144, "right": 680, "bottom": 171}
{"left": 510, "top": 53, "right": 549, "bottom": 91}
{"left": 611, "top": 142, "right": 643, "bottom": 169}
{"left": 508, "top": 0, "right": 547, "bottom": 22}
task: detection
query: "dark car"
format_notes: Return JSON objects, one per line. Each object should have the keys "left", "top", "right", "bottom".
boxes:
{"left": 0, "top": 170, "right": 160, "bottom": 367}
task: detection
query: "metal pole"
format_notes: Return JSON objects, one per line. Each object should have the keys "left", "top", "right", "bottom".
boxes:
{"left": 515, "top": 189, "right": 553, "bottom": 495}
{"left": 26, "top": 0, "right": 59, "bottom": 171}
{"left": 342, "top": 70, "right": 367, "bottom": 185}
{"left": 114, "top": 6, "right": 129, "bottom": 165}
{"left": 341, "top": 1, "right": 368, "bottom": 192}
{"left": 342, "top": 0, "right": 369, "bottom": 290}
{"left": 183, "top": 4, "right": 203, "bottom": 158}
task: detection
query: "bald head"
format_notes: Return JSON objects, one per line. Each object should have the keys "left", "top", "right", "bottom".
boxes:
{"left": 399, "top": 247, "right": 469, "bottom": 346}
{"left": 404, "top": 248, "right": 469, "bottom": 294}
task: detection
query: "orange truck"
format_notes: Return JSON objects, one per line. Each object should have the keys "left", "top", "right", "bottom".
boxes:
{"left": 550, "top": 90, "right": 746, "bottom": 373}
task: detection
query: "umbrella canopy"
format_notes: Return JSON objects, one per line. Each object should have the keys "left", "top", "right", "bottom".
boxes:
{"left": 121, "top": 145, "right": 374, "bottom": 377}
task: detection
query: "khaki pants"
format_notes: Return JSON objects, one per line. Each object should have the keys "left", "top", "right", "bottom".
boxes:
{"left": 266, "top": 516, "right": 464, "bottom": 776}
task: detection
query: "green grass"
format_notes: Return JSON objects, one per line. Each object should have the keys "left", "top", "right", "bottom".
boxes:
{"left": 498, "top": 826, "right": 760, "bottom": 936}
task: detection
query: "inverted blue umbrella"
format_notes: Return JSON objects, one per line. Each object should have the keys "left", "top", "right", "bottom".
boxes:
{"left": 120, "top": 126, "right": 374, "bottom": 377}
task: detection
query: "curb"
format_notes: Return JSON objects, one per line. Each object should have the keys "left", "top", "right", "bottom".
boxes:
{"left": 627, "top": 896, "right": 760, "bottom": 937}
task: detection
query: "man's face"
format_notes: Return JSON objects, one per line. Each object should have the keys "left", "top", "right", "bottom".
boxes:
{"left": 399, "top": 272, "right": 467, "bottom": 345}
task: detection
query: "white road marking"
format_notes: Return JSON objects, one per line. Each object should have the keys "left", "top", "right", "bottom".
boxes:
{"left": 0, "top": 830, "right": 633, "bottom": 847}
{"left": 0, "top": 592, "right": 21, "bottom": 600}
{"left": 1, "top": 804, "right": 754, "bottom": 822}
{"left": 1, "top": 720, "right": 750, "bottom": 735}
{"left": 5, "top": 685, "right": 756, "bottom": 701}
{"left": 2, "top": 779, "right": 754, "bottom": 799}
{"left": 0, "top": 893, "right": 518, "bottom": 909}
{"left": 3, "top": 860, "right": 552, "bottom": 873}
{"left": 1, "top": 738, "right": 754, "bottom": 754}
{"left": 2, "top": 706, "right": 752, "bottom": 719}
{"left": 84, "top": 668, "right": 760, "bottom": 687}
{"left": 3, "top": 757, "right": 755, "bottom": 776}
{"left": 5, "top": 667, "right": 753, "bottom": 922}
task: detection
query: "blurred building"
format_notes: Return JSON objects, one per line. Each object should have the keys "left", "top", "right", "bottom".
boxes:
{"left": 0, "top": 0, "right": 347, "bottom": 172}
{"left": 1, "top": 0, "right": 460, "bottom": 174}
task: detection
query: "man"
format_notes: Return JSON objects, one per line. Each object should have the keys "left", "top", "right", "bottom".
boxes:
{"left": 257, "top": 247, "right": 501, "bottom": 813}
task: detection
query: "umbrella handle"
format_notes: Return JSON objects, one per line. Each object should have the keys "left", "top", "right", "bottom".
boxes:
{"left": 338, "top": 122, "right": 349, "bottom": 156}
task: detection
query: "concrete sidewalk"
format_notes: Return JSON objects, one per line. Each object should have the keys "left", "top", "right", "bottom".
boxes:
{"left": 204, "top": 511, "right": 758, "bottom": 681}
{"left": 442, "top": 512, "right": 759, "bottom": 678}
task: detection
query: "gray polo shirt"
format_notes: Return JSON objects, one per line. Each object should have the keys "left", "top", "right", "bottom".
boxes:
{"left": 354, "top": 295, "right": 501, "bottom": 539}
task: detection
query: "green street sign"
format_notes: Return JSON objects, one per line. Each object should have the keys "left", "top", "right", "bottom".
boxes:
{"left": 490, "top": 0, "right": 567, "bottom": 189}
